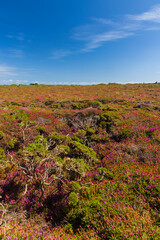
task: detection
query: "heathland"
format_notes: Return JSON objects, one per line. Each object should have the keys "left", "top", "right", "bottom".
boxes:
{"left": 0, "top": 83, "right": 160, "bottom": 239}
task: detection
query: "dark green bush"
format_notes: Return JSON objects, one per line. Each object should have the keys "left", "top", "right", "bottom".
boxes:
{"left": 71, "top": 102, "right": 82, "bottom": 110}
{"left": 111, "top": 127, "right": 132, "bottom": 142}
{"left": 0, "top": 148, "right": 6, "bottom": 165}
{"left": 99, "top": 112, "right": 122, "bottom": 132}
{"left": 0, "top": 148, "right": 5, "bottom": 159}
{"left": 48, "top": 132, "right": 66, "bottom": 149}
{"left": 36, "top": 126, "right": 46, "bottom": 134}
{"left": 67, "top": 198, "right": 103, "bottom": 229}
{"left": 68, "top": 140, "right": 97, "bottom": 164}
{"left": 50, "top": 103, "right": 61, "bottom": 109}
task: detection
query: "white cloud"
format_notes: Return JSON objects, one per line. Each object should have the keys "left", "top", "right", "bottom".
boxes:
{"left": 128, "top": 5, "right": 160, "bottom": 23}
{"left": 72, "top": 16, "right": 136, "bottom": 52}
{"left": 6, "top": 32, "right": 25, "bottom": 41}
{"left": 15, "top": 79, "right": 29, "bottom": 83}
{"left": 82, "top": 31, "right": 134, "bottom": 52}
{"left": 72, "top": 5, "right": 160, "bottom": 53}
{"left": 0, "top": 79, "right": 29, "bottom": 85}
{"left": 0, "top": 65, "right": 18, "bottom": 76}
{"left": 91, "top": 18, "right": 115, "bottom": 25}
{"left": 72, "top": 25, "right": 93, "bottom": 41}
{"left": 146, "top": 26, "right": 160, "bottom": 31}
{"left": 50, "top": 49, "right": 71, "bottom": 60}
{"left": 8, "top": 49, "right": 24, "bottom": 58}
{"left": 0, "top": 65, "right": 35, "bottom": 85}
{"left": 50, "top": 5, "right": 160, "bottom": 57}
{"left": 0, "top": 49, "right": 24, "bottom": 58}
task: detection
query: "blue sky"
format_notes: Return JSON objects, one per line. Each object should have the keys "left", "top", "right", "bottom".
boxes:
{"left": 0, "top": 0, "right": 160, "bottom": 84}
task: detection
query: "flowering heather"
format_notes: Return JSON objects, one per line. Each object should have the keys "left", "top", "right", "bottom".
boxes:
{"left": 0, "top": 83, "right": 160, "bottom": 239}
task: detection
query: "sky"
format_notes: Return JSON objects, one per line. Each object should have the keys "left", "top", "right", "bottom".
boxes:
{"left": 1, "top": 0, "right": 160, "bottom": 85}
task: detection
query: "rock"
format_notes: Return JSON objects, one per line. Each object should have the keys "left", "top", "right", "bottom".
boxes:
{"left": 133, "top": 103, "right": 153, "bottom": 109}
{"left": 36, "top": 117, "right": 52, "bottom": 124}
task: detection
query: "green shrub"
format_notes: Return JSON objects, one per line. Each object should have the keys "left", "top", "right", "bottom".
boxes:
{"left": 74, "top": 129, "right": 86, "bottom": 142}
{"left": 50, "top": 103, "right": 61, "bottom": 109}
{"left": 47, "top": 132, "right": 66, "bottom": 149}
{"left": 80, "top": 186, "right": 92, "bottom": 198}
{"left": 99, "top": 112, "right": 122, "bottom": 132}
{"left": 69, "top": 192, "right": 79, "bottom": 207}
{"left": 0, "top": 235, "right": 4, "bottom": 240}
{"left": 36, "top": 126, "right": 46, "bottom": 134}
{"left": 0, "top": 148, "right": 6, "bottom": 165}
{"left": 89, "top": 199, "right": 102, "bottom": 212}
{"left": 70, "top": 181, "right": 81, "bottom": 192}
{"left": 54, "top": 144, "right": 70, "bottom": 157}
{"left": 86, "top": 128, "right": 95, "bottom": 135}
{"left": 67, "top": 198, "right": 103, "bottom": 229}
{"left": 6, "top": 137, "right": 20, "bottom": 150}
{"left": 34, "top": 135, "right": 48, "bottom": 146}
{"left": 0, "top": 131, "right": 4, "bottom": 140}
{"left": 11, "top": 109, "right": 29, "bottom": 123}
{"left": 90, "top": 101, "right": 102, "bottom": 109}
{"left": 71, "top": 102, "right": 82, "bottom": 110}
{"left": 64, "top": 223, "right": 73, "bottom": 233}
{"left": 97, "top": 167, "right": 114, "bottom": 180}
{"left": 66, "top": 158, "right": 88, "bottom": 180}
{"left": 48, "top": 132, "right": 65, "bottom": 142}
{"left": 68, "top": 140, "right": 97, "bottom": 164}
{"left": 111, "top": 127, "right": 132, "bottom": 142}
{"left": 71, "top": 136, "right": 83, "bottom": 143}
{"left": 23, "top": 136, "right": 48, "bottom": 161}
{"left": 91, "top": 132, "right": 110, "bottom": 143}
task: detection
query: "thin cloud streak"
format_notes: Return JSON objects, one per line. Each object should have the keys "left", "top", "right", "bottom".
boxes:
{"left": 82, "top": 31, "right": 134, "bottom": 52}
{"left": 8, "top": 49, "right": 24, "bottom": 58}
{"left": 72, "top": 18, "right": 135, "bottom": 52}
{"left": 0, "top": 49, "right": 24, "bottom": 58}
{"left": 50, "top": 49, "right": 71, "bottom": 60}
{"left": 128, "top": 5, "right": 160, "bottom": 23}
{"left": 0, "top": 65, "right": 18, "bottom": 76}
{"left": 52, "top": 5, "right": 160, "bottom": 58}
{"left": 91, "top": 18, "right": 115, "bottom": 25}
{"left": 6, "top": 32, "right": 25, "bottom": 41}
{"left": 73, "top": 5, "right": 160, "bottom": 53}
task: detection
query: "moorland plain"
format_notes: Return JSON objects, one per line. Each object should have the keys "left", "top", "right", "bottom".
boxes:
{"left": 0, "top": 83, "right": 160, "bottom": 239}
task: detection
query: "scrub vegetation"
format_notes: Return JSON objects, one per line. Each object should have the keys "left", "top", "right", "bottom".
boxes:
{"left": 0, "top": 83, "right": 160, "bottom": 239}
